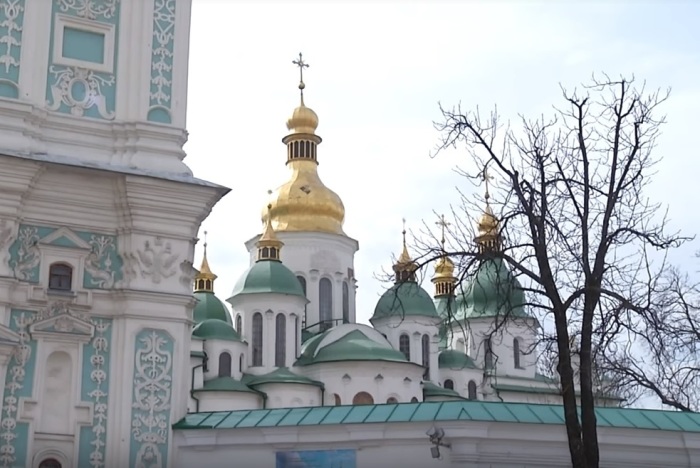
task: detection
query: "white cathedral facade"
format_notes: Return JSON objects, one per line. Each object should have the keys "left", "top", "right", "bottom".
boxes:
{"left": 0, "top": 1, "right": 698, "bottom": 467}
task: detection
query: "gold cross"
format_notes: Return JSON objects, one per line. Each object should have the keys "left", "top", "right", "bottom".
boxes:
{"left": 435, "top": 214, "right": 451, "bottom": 249}
{"left": 481, "top": 165, "right": 494, "bottom": 201}
{"left": 292, "top": 52, "right": 309, "bottom": 100}
{"left": 401, "top": 217, "right": 407, "bottom": 243}
{"left": 203, "top": 230, "right": 208, "bottom": 252}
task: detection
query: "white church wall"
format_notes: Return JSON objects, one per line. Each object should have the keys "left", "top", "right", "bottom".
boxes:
{"left": 296, "top": 361, "right": 424, "bottom": 405}
{"left": 254, "top": 383, "right": 322, "bottom": 408}
{"left": 244, "top": 231, "right": 359, "bottom": 329}
{"left": 196, "top": 391, "right": 262, "bottom": 412}
{"left": 228, "top": 294, "right": 305, "bottom": 375}
{"left": 173, "top": 419, "right": 700, "bottom": 468}
{"left": 201, "top": 339, "right": 248, "bottom": 381}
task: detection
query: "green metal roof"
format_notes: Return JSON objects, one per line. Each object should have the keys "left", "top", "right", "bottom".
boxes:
{"left": 458, "top": 258, "right": 529, "bottom": 320}
{"left": 371, "top": 282, "right": 439, "bottom": 321}
{"left": 294, "top": 328, "right": 409, "bottom": 366}
{"left": 229, "top": 260, "right": 306, "bottom": 299}
{"left": 422, "top": 381, "right": 465, "bottom": 400}
{"left": 192, "top": 376, "right": 260, "bottom": 395}
{"left": 245, "top": 367, "right": 324, "bottom": 389}
{"left": 173, "top": 400, "right": 700, "bottom": 432}
{"left": 438, "top": 349, "right": 478, "bottom": 370}
{"left": 192, "top": 319, "right": 243, "bottom": 342}
{"left": 193, "top": 291, "right": 232, "bottom": 325}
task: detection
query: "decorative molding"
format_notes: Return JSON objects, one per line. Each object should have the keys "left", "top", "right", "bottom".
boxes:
{"left": 78, "top": 317, "right": 111, "bottom": 468}
{"left": 0, "top": 219, "right": 17, "bottom": 272}
{"left": 179, "top": 259, "right": 196, "bottom": 289}
{"left": 9, "top": 225, "right": 41, "bottom": 282}
{"left": 45, "top": 0, "right": 121, "bottom": 120}
{"left": 56, "top": 0, "right": 119, "bottom": 20}
{"left": 147, "top": 0, "right": 176, "bottom": 124}
{"left": 46, "top": 66, "right": 115, "bottom": 119}
{"left": 129, "top": 329, "right": 173, "bottom": 468}
{"left": 0, "top": 0, "right": 25, "bottom": 99}
{"left": 0, "top": 309, "right": 38, "bottom": 468}
{"left": 84, "top": 234, "right": 121, "bottom": 289}
{"left": 135, "top": 237, "right": 179, "bottom": 284}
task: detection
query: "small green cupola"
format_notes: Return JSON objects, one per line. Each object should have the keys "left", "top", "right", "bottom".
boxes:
{"left": 371, "top": 223, "right": 439, "bottom": 321}
{"left": 193, "top": 233, "right": 232, "bottom": 325}
{"left": 229, "top": 208, "right": 306, "bottom": 299}
{"left": 459, "top": 180, "right": 527, "bottom": 319}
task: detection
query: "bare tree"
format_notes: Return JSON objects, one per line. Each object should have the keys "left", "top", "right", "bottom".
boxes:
{"left": 423, "top": 76, "right": 694, "bottom": 468}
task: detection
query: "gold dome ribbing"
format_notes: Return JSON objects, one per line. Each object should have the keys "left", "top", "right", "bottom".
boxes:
{"left": 263, "top": 53, "right": 346, "bottom": 236}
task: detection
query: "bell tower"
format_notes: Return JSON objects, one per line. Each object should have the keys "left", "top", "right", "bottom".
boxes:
{"left": 0, "top": 1, "right": 228, "bottom": 467}
{"left": 0, "top": 0, "right": 194, "bottom": 174}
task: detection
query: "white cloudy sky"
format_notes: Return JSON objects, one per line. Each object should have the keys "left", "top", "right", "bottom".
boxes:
{"left": 185, "top": 0, "right": 700, "bottom": 324}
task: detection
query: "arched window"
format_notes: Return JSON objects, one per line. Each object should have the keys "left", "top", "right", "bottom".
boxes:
{"left": 275, "top": 314, "right": 286, "bottom": 367}
{"left": 48, "top": 263, "right": 72, "bottom": 291}
{"left": 235, "top": 315, "right": 242, "bottom": 334}
{"left": 205, "top": 279, "right": 212, "bottom": 290}
{"left": 252, "top": 312, "right": 263, "bottom": 367}
{"left": 468, "top": 380, "right": 478, "bottom": 400}
{"left": 484, "top": 338, "right": 494, "bottom": 370}
{"left": 399, "top": 334, "right": 410, "bottom": 360}
{"left": 319, "top": 278, "right": 333, "bottom": 330}
{"left": 352, "top": 391, "right": 374, "bottom": 405}
{"left": 39, "top": 459, "right": 62, "bottom": 468}
{"left": 386, "top": 397, "right": 398, "bottom": 404}
{"left": 297, "top": 276, "right": 307, "bottom": 295}
{"left": 218, "top": 352, "right": 232, "bottom": 377}
{"left": 295, "top": 316, "right": 300, "bottom": 357}
{"left": 334, "top": 393, "right": 341, "bottom": 406}
{"left": 513, "top": 337, "right": 521, "bottom": 369}
{"left": 342, "top": 281, "right": 350, "bottom": 323}
{"left": 410, "top": 397, "right": 419, "bottom": 403}
{"left": 421, "top": 334, "right": 430, "bottom": 375}
{"left": 444, "top": 379, "right": 454, "bottom": 390}
{"left": 239, "top": 353, "right": 244, "bottom": 373}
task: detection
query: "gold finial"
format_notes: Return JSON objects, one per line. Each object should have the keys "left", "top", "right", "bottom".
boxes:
{"left": 432, "top": 214, "right": 456, "bottom": 297}
{"left": 292, "top": 52, "right": 310, "bottom": 105}
{"left": 194, "top": 230, "right": 217, "bottom": 293}
{"left": 257, "top": 204, "right": 284, "bottom": 261}
{"left": 475, "top": 164, "right": 501, "bottom": 253}
{"left": 393, "top": 218, "right": 417, "bottom": 282}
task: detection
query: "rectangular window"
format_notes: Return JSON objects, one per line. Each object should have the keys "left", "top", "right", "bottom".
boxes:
{"left": 62, "top": 27, "right": 105, "bottom": 64}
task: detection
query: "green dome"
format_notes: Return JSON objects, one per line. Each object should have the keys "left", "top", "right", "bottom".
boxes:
{"left": 193, "top": 291, "right": 232, "bottom": 325}
{"left": 230, "top": 260, "right": 306, "bottom": 299}
{"left": 192, "top": 318, "right": 243, "bottom": 342}
{"left": 459, "top": 258, "right": 527, "bottom": 319}
{"left": 371, "top": 282, "right": 439, "bottom": 321}
{"left": 295, "top": 326, "right": 409, "bottom": 366}
{"left": 439, "top": 349, "right": 477, "bottom": 369}
{"left": 422, "top": 381, "right": 465, "bottom": 400}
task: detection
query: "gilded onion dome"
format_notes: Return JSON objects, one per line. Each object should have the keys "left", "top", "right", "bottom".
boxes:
{"left": 262, "top": 53, "right": 346, "bottom": 236}
{"left": 432, "top": 214, "right": 456, "bottom": 298}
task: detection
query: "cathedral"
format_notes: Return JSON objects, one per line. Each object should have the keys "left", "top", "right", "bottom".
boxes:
{"left": 0, "top": 1, "right": 697, "bottom": 467}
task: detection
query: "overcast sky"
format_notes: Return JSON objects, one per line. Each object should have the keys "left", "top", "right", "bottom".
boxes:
{"left": 185, "top": 0, "right": 700, "bottom": 324}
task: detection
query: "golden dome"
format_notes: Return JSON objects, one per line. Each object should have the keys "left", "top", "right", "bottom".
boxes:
{"left": 263, "top": 53, "right": 346, "bottom": 236}
{"left": 475, "top": 203, "right": 502, "bottom": 253}
{"left": 287, "top": 104, "right": 319, "bottom": 134}
{"left": 194, "top": 232, "right": 217, "bottom": 293}
{"left": 434, "top": 255, "right": 455, "bottom": 278}
{"left": 393, "top": 225, "right": 418, "bottom": 282}
{"left": 257, "top": 205, "right": 284, "bottom": 261}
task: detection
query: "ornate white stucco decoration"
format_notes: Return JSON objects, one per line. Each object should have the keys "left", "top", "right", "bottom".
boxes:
{"left": 86, "top": 319, "right": 110, "bottom": 468}
{"left": 11, "top": 226, "right": 40, "bottom": 281}
{"left": 179, "top": 260, "right": 196, "bottom": 288}
{"left": 135, "top": 237, "right": 179, "bottom": 284}
{"left": 149, "top": 0, "right": 176, "bottom": 119}
{"left": 47, "top": 66, "right": 115, "bottom": 119}
{"left": 0, "top": 0, "right": 23, "bottom": 76}
{"left": 130, "top": 329, "right": 173, "bottom": 468}
{"left": 85, "top": 235, "right": 117, "bottom": 288}
{"left": 0, "top": 219, "right": 16, "bottom": 271}
{"left": 57, "top": 0, "right": 119, "bottom": 20}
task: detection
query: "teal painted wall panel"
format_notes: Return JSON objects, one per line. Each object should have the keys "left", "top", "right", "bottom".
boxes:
{"left": 78, "top": 318, "right": 112, "bottom": 468}
{"left": 129, "top": 329, "right": 174, "bottom": 468}
{"left": 148, "top": 0, "right": 176, "bottom": 124}
{"left": 8, "top": 224, "right": 124, "bottom": 289}
{"left": 62, "top": 27, "right": 105, "bottom": 64}
{"left": 0, "top": 309, "right": 38, "bottom": 468}
{"left": 45, "top": 0, "right": 120, "bottom": 120}
{"left": 0, "top": 0, "right": 26, "bottom": 99}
